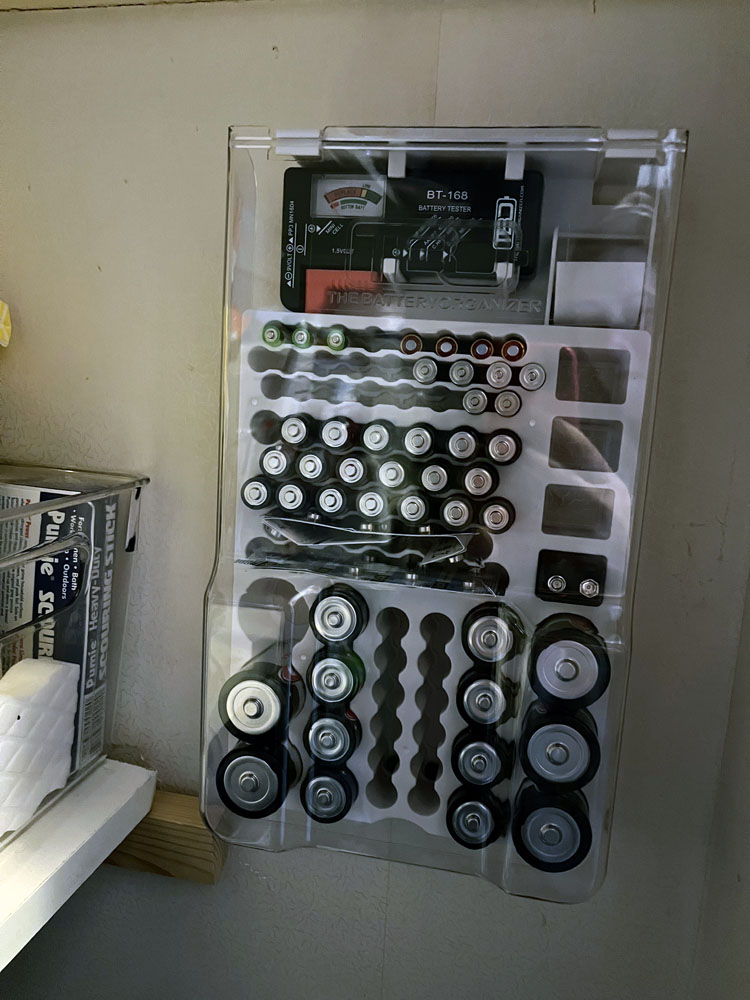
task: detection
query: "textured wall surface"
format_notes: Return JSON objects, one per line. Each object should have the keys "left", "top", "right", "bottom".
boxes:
{"left": 0, "top": 2, "right": 749, "bottom": 999}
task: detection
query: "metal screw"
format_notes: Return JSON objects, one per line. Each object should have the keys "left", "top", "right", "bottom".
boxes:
{"left": 470, "top": 753, "right": 488, "bottom": 774}
{"left": 547, "top": 575, "right": 567, "bottom": 593}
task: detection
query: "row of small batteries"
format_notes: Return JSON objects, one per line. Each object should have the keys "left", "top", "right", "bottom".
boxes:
{"left": 261, "top": 321, "right": 530, "bottom": 366}
{"left": 242, "top": 414, "right": 520, "bottom": 532}
{"left": 260, "top": 323, "right": 545, "bottom": 414}
{"left": 216, "top": 586, "right": 611, "bottom": 873}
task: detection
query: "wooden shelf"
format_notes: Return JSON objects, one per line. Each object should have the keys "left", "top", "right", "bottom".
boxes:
{"left": 106, "top": 789, "right": 227, "bottom": 885}
{"left": 0, "top": 759, "right": 155, "bottom": 973}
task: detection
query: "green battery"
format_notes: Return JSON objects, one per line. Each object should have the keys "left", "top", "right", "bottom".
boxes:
{"left": 326, "top": 326, "right": 347, "bottom": 352}
{"left": 291, "top": 324, "right": 313, "bottom": 349}
{"left": 262, "top": 322, "right": 285, "bottom": 347}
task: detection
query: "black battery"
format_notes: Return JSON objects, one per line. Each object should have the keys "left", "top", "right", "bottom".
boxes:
{"left": 300, "top": 766, "right": 358, "bottom": 823}
{"left": 216, "top": 742, "right": 302, "bottom": 819}
{"left": 519, "top": 702, "right": 600, "bottom": 792}
{"left": 529, "top": 614, "right": 611, "bottom": 709}
{"left": 446, "top": 787, "right": 509, "bottom": 850}
{"left": 511, "top": 784, "right": 592, "bottom": 873}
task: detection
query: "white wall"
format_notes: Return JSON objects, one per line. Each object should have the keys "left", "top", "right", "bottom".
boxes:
{"left": 0, "top": 2, "right": 749, "bottom": 998}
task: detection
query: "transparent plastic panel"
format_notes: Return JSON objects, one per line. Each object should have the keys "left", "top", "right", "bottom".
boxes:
{"left": 203, "top": 126, "right": 686, "bottom": 901}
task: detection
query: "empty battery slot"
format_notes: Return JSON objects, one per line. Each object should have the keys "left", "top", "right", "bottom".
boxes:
{"left": 237, "top": 577, "right": 308, "bottom": 662}
{"left": 542, "top": 484, "right": 615, "bottom": 540}
{"left": 366, "top": 608, "right": 408, "bottom": 809}
{"left": 249, "top": 346, "right": 407, "bottom": 382}
{"left": 555, "top": 347, "right": 630, "bottom": 405}
{"left": 548, "top": 416, "right": 623, "bottom": 473}
{"left": 407, "top": 613, "right": 453, "bottom": 816}
{"left": 261, "top": 373, "right": 467, "bottom": 413}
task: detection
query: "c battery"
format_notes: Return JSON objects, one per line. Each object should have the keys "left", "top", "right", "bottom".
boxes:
{"left": 216, "top": 742, "right": 302, "bottom": 819}
{"left": 528, "top": 615, "right": 611, "bottom": 709}
{"left": 519, "top": 703, "right": 600, "bottom": 792}
{"left": 511, "top": 784, "right": 592, "bottom": 873}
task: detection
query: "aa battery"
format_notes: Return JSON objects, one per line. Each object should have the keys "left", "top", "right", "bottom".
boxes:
{"left": 447, "top": 428, "right": 478, "bottom": 461}
{"left": 399, "top": 494, "right": 429, "bottom": 524}
{"left": 321, "top": 418, "right": 355, "bottom": 451}
{"left": 413, "top": 358, "right": 438, "bottom": 385}
{"left": 511, "top": 785, "right": 592, "bottom": 873}
{"left": 440, "top": 496, "right": 473, "bottom": 530}
{"left": 461, "top": 602, "right": 524, "bottom": 666}
{"left": 218, "top": 661, "right": 305, "bottom": 741}
{"left": 261, "top": 321, "right": 286, "bottom": 348}
{"left": 421, "top": 464, "right": 449, "bottom": 493}
{"left": 310, "top": 585, "right": 369, "bottom": 644}
{"left": 307, "top": 649, "right": 366, "bottom": 705}
{"left": 470, "top": 337, "right": 494, "bottom": 360}
{"left": 326, "top": 326, "right": 347, "bottom": 352}
{"left": 277, "top": 482, "right": 306, "bottom": 511}
{"left": 486, "top": 361, "right": 512, "bottom": 390}
{"left": 300, "top": 767, "right": 358, "bottom": 823}
{"left": 316, "top": 487, "right": 346, "bottom": 516}
{"left": 487, "top": 431, "right": 521, "bottom": 465}
{"left": 446, "top": 787, "right": 508, "bottom": 850}
{"left": 358, "top": 490, "right": 387, "bottom": 519}
{"left": 464, "top": 465, "right": 497, "bottom": 498}
{"left": 337, "top": 455, "right": 367, "bottom": 486}
{"left": 280, "top": 414, "right": 313, "bottom": 446}
{"left": 463, "top": 389, "right": 488, "bottom": 415}
{"left": 400, "top": 332, "right": 423, "bottom": 355}
{"left": 260, "top": 445, "right": 293, "bottom": 478}
{"left": 451, "top": 728, "right": 513, "bottom": 787}
{"left": 362, "top": 422, "right": 393, "bottom": 453}
{"left": 457, "top": 668, "right": 512, "bottom": 729}
{"left": 290, "top": 323, "right": 314, "bottom": 349}
{"left": 480, "top": 499, "right": 515, "bottom": 534}
{"left": 494, "top": 390, "right": 521, "bottom": 417}
{"left": 435, "top": 335, "right": 459, "bottom": 358}
{"left": 377, "top": 460, "right": 407, "bottom": 490}
{"left": 304, "top": 708, "right": 362, "bottom": 765}
{"left": 519, "top": 703, "right": 600, "bottom": 792}
{"left": 449, "top": 359, "right": 474, "bottom": 387}
{"left": 529, "top": 615, "right": 611, "bottom": 709}
{"left": 500, "top": 336, "right": 526, "bottom": 362}
{"left": 297, "top": 450, "right": 330, "bottom": 482}
{"left": 403, "top": 426, "right": 433, "bottom": 457}
{"left": 519, "top": 362, "right": 546, "bottom": 390}
{"left": 217, "top": 742, "right": 302, "bottom": 819}
{"left": 240, "top": 477, "right": 272, "bottom": 510}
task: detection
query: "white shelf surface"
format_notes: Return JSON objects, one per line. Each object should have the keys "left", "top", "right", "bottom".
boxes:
{"left": 0, "top": 759, "right": 156, "bottom": 972}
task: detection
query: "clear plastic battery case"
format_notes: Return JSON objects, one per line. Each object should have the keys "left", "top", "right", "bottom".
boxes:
{"left": 202, "top": 126, "right": 686, "bottom": 901}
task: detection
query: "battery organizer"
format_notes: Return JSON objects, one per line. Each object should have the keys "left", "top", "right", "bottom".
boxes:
{"left": 203, "top": 127, "right": 686, "bottom": 902}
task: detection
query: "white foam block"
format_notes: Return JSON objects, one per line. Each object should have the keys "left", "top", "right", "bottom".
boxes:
{"left": 0, "top": 658, "right": 79, "bottom": 837}
{"left": 553, "top": 260, "right": 646, "bottom": 329}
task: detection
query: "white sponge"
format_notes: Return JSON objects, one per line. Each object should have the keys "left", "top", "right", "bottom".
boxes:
{"left": 0, "top": 658, "right": 79, "bottom": 837}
